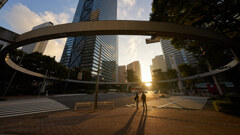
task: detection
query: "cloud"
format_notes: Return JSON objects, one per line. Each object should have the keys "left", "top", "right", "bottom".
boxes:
{"left": 3, "top": 3, "right": 71, "bottom": 62}
{"left": 69, "top": 8, "right": 76, "bottom": 14}
{"left": 137, "top": 8, "right": 145, "bottom": 18}
{"left": 43, "top": 38, "right": 67, "bottom": 62}
{"left": 39, "top": 11, "right": 70, "bottom": 25}
{"left": 4, "top": 3, "right": 70, "bottom": 33}
{"left": 122, "top": 0, "right": 136, "bottom": 7}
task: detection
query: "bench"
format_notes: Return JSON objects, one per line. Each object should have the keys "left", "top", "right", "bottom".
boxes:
{"left": 74, "top": 101, "right": 115, "bottom": 111}
{"left": 74, "top": 102, "right": 93, "bottom": 111}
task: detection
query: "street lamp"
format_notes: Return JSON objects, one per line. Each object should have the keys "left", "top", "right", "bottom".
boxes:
{"left": 2, "top": 53, "right": 25, "bottom": 97}
{"left": 94, "top": 44, "right": 103, "bottom": 111}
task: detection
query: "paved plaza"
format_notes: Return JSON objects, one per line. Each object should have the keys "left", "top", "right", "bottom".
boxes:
{"left": 0, "top": 94, "right": 240, "bottom": 135}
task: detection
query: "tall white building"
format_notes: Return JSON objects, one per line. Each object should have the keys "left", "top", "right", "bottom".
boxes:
{"left": 150, "top": 55, "right": 167, "bottom": 74}
{"left": 127, "top": 61, "right": 141, "bottom": 81}
{"left": 22, "top": 22, "right": 53, "bottom": 54}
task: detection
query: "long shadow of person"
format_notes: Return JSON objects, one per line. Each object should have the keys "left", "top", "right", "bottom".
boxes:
{"left": 136, "top": 108, "right": 147, "bottom": 135}
{"left": 114, "top": 110, "right": 138, "bottom": 135}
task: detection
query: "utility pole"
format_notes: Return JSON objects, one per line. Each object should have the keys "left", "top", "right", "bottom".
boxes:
{"left": 3, "top": 53, "right": 24, "bottom": 97}
{"left": 94, "top": 44, "right": 103, "bottom": 110}
{"left": 64, "top": 69, "right": 71, "bottom": 92}
{"left": 38, "top": 70, "right": 48, "bottom": 96}
{"left": 230, "top": 48, "right": 239, "bottom": 62}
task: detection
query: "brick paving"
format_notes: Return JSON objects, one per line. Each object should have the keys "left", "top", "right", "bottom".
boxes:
{"left": 0, "top": 106, "right": 240, "bottom": 135}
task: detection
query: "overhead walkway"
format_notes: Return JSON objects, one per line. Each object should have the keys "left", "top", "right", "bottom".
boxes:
{"left": 5, "top": 54, "right": 239, "bottom": 84}
{"left": 0, "top": 20, "right": 238, "bottom": 84}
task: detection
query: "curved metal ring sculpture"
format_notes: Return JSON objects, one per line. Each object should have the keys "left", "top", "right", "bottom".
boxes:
{"left": 0, "top": 20, "right": 238, "bottom": 84}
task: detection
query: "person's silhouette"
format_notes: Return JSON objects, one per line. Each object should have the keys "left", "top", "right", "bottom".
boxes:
{"left": 141, "top": 92, "right": 147, "bottom": 109}
{"left": 134, "top": 92, "right": 139, "bottom": 110}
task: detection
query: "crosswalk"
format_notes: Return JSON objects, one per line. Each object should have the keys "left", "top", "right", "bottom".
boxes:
{"left": 0, "top": 98, "right": 69, "bottom": 118}
{"left": 126, "top": 96, "right": 208, "bottom": 110}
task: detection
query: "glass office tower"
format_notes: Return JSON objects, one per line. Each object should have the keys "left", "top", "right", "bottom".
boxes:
{"left": 160, "top": 39, "right": 198, "bottom": 69}
{"left": 60, "top": 0, "right": 118, "bottom": 82}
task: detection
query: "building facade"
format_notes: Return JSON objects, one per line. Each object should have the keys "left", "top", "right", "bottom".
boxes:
{"left": 21, "top": 22, "right": 53, "bottom": 54}
{"left": 160, "top": 39, "right": 198, "bottom": 70}
{"left": 60, "top": 0, "right": 118, "bottom": 82}
{"left": 127, "top": 61, "right": 141, "bottom": 81}
{"left": 150, "top": 55, "right": 167, "bottom": 75}
{"left": 118, "top": 66, "right": 127, "bottom": 83}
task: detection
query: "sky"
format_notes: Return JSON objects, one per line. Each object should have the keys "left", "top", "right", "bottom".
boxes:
{"left": 0, "top": 0, "right": 163, "bottom": 82}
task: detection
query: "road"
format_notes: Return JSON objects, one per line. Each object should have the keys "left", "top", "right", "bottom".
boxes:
{"left": 0, "top": 91, "right": 209, "bottom": 118}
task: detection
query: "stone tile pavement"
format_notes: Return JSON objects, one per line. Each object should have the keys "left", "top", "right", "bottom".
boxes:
{"left": 0, "top": 106, "right": 240, "bottom": 135}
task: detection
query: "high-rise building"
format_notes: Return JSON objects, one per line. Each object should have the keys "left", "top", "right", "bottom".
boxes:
{"left": 118, "top": 66, "right": 127, "bottom": 83}
{"left": 160, "top": 39, "right": 198, "bottom": 69}
{"left": 21, "top": 22, "right": 53, "bottom": 54}
{"left": 0, "top": 0, "right": 8, "bottom": 9}
{"left": 127, "top": 61, "right": 141, "bottom": 81}
{"left": 150, "top": 55, "right": 167, "bottom": 74}
{"left": 60, "top": 0, "right": 118, "bottom": 82}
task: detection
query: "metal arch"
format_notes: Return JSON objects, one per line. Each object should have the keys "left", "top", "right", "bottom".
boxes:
{"left": 5, "top": 55, "right": 239, "bottom": 84}
{"left": 0, "top": 20, "right": 238, "bottom": 84}
{"left": 0, "top": 20, "right": 236, "bottom": 62}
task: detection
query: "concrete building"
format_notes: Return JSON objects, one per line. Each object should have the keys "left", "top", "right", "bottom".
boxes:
{"left": 160, "top": 39, "right": 198, "bottom": 70}
{"left": 150, "top": 55, "right": 167, "bottom": 75}
{"left": 60, "top": 0, "right": 118, "bottom": 82}
{"left": 127, "top": 61, "right": 141, "bottom": 81}
{"left": 0, "top": 0, "right": 8, "bottom": 9}
{"left": 21, "top": 22, "right": 53, "bottom": 54}
{"left": 118, "top": 66, "right": 127, "bottom": 83}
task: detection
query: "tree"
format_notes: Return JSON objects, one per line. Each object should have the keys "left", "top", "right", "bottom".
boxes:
{"left": 178, "top": 64, "right": 196, "bottom": 77}
{"left": 178, "top": 63, "right": 197, "bottom": 91}
{"left": 150, "top": 0, "right": 239, "bottom": 66}
{"left": 126, "top": 70, "right": 140, "bottom": 82}
{"left": 150, "top": 0, "right": 240, "bottom": 92}
{"left": 0, "top": 49, "right": 69, "bottom": 95}
{"left": 152, "top": 69, "right": 178, "bottom": 92}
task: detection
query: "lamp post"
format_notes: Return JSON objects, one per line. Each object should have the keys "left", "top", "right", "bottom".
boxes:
{"left": 94, "top": 44, "right": 102, "bottom": 110}
{"left": 200, "top": 47, "right": 223, "bottom": 95}
{"left": 2, "top": 53, "right": 24, "bottom": 97}
{"left": 64, "top": 68, "right": 71, "bottom": 92}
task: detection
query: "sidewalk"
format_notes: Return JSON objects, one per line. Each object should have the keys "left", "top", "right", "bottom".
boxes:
{"left": 0, "top": 106, "right": 240, "bottom": 135}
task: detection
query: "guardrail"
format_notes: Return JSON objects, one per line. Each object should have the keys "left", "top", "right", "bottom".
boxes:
{"left": 74, "top": 101, "right": 115, "bottom": 111}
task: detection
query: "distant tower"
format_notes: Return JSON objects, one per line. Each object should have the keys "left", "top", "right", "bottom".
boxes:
{"left": 60, "top": 0, "right": 118, "bottom": 82}
{"left": 21, "top": 22, "right": 53, "bottom": 54}
{"left": 150, "top": 55, "right": 167, "bottom": 72}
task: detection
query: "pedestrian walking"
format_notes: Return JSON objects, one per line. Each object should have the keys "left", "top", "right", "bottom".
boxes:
{"left": 141, "top": 92, "right": 147, "bottom": 109}
{"left": 134, "top": 92, "right": 139, "bottom": 110}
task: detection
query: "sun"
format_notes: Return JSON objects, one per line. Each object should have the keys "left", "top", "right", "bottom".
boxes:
{"left": 145, "top": 83, "right": 152, "bottom": 87}
{"left": 141, "top": 70, "right": 152, "bottom": 82}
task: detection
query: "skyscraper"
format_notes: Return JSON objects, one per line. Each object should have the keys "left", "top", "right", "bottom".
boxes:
{"left": 150, "top": 55, "right": 167, "bottom": 73}
{"left": 118, "top": 66, "right": 127, "bottom": 83}
{"left": 60, "top": 0, "right": 118, "bottom": 82}
{"left": 160, "top": 39, "right": 198, "bottom": 70}
{"left": 21, "top": 22, "right": 53, "bottom": 54}
{"left": 127, "top": 61, "right": 142, "bottom": 81}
